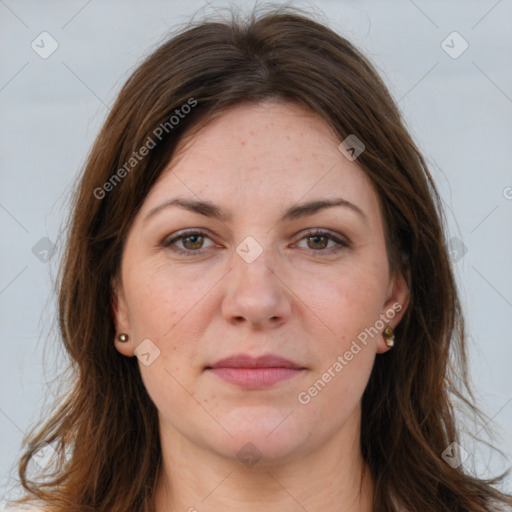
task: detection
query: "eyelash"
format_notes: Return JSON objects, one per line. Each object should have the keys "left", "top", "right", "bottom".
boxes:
{"left": 162, "top": 229, "right": 349, "bottom": 257}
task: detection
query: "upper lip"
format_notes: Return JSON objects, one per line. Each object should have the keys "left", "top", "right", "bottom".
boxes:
{"left": 206, "top": 354, "right": 304, "bottom": 370}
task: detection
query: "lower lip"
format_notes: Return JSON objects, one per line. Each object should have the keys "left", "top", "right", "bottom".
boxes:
{"left": 207, "top": 367, "right": 304, "bottom": 389}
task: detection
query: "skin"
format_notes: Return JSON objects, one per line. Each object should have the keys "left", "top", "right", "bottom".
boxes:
{"left": 112, "top": 100, "right": 408, "bottom": 512}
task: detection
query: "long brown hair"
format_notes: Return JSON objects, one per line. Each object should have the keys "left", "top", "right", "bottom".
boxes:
{"left": 9, "top": 5, "right": 512, "bottom": 512}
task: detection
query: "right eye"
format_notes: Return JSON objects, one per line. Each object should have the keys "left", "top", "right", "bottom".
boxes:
{"left": 162, "top": 230, "right": 216, "bottom": 256}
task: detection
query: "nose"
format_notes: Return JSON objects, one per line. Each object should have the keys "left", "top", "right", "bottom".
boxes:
{"left": 221, "top": 248, "right": 292, "bottom": 330}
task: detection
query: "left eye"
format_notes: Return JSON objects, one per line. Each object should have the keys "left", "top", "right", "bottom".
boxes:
{"left": 295, "top": 230, "right": 348, "bottom": 253}
{"left": 162, "top": 229, "right": 347, "bottom": 255}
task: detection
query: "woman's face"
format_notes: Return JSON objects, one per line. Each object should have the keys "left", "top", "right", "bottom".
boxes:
{"left": 113, "top": 100, "right": 407, "bottom": 465}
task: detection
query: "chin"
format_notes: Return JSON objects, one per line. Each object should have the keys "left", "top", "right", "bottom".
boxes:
{"left": 209, "top": 407, "right": 315, "bottom": 466}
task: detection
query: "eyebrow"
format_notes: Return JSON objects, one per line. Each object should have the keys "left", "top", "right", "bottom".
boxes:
{"left": 144, "top": 197, "right": 367, "bottom": 224}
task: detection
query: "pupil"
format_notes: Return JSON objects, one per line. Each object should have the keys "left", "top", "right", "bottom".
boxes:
{"left": 309, "top": 235, "right": 327, "bottom": 249}
{"left": 186, "top": 235, "right": 202, "bottom": 249}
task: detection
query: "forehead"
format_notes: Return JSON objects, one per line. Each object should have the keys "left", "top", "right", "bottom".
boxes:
{"left": 139, "top": 101, "right": 381, "bottom": 225}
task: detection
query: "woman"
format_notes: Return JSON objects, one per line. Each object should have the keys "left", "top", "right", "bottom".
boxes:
{"left": 7, "top": 6, "right": 512, "bottom": 512}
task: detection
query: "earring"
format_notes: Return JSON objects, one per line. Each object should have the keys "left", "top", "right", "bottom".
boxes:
{"left": 118, "top": 333, "right": 129, "bottom": 342}
{"left": 383, "top": 327, "right": 395, "bottom": 348}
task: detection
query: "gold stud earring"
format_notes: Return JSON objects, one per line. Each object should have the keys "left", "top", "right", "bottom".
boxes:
{"left": 118, "top": 333, "right": 129, "bottom": 342}
{"left": 383, "top": 327, "right": 395, "bottom": 348}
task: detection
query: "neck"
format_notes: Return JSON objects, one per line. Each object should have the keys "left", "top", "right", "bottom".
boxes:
{"left": 153, "top": 419, "right": 374, "bottom": 512}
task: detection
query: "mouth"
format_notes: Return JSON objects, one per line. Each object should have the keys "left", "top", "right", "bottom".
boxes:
{"left": 205, "top": 354, "right": 307, "bottom": 389}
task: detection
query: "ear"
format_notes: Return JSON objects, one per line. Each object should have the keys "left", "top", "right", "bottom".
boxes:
{"left": 111, "top": 275, "right": 135, "bottom": 357}
{"left": 376, "top": 270, "right": 409, "bottom": 354}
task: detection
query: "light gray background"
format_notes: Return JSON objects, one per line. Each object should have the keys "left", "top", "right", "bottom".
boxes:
{"left": 1, "top": 0, "right": 511, "bottom": 503}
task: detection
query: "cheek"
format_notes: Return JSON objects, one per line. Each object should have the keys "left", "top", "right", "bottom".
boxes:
{"left": 289, "top": 255, "right": 388, "bottom": 409}
{"left": 292, "top": 305, "right": 377, "bottom": 443}
{"left": 123, "top": 260, "right": 207, "bottom": 336}
{"left": 294, "top": 257, "right": 388, "bottom": 342}
{"left": 122, "top": 261, "right": 216, "bottom": 388}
